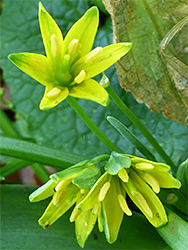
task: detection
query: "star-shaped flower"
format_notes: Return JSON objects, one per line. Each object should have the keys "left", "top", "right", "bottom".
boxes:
{"left": 9, "top": 2, "right": 132, "bottom": 110}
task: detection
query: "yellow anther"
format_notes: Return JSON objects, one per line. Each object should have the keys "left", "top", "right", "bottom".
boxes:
{"left": 74, "top": 70, "right": 86, "bottom": 84}
{"left": 68, "top": 39, "right": 79, "bottom": 54}
{"left": 92, "top": 203, "right": 100, "bottom": 215}
{"left": 118, "top": 194, "right": 132, "bottom": 216}
{"left": 53, "top": 191, "right": 63, "bottom": 206}
{"left": 136, "top": 192, "right": 153, "bottom": 218}
{"left": 47, "top": 87, "right": 61, "bottom": 99}
{"left": 98, "top": 181, "right": 111, "bottom": 202}
{"left": 70, "top": 207, "right": 81, "bottom": 222}
{"left": 143, "top": 173, "right": 160, "bottom": 193}
{"left": 118, "top": 168, "right": 129, "bottom": 183}
{"left": 85, "top": 47, "right": 103, "bottom": 63}
{"left": 135, "top": 163, "right": 154, "bottom": 171}
{"left": 80, "top": 189, "right": 86, "bottom": 194}
{"left": 51, "top": 34, "right": 60, "bottom": 57}
{"left": 55, "top": 180, "right": 65, "bottom": 192}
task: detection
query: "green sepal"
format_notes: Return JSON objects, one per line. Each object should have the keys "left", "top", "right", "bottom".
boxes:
{"left": 50, "top": 160, "right": 88, "bottom": 182}
{"left": 29, "top": 179, "right": 56, "bottom": 202}
{"left": 105, "top": 152, "right": 131, "bottom": 175}
{"left": 73, "top": 163, "right": 103, "bottom": 189}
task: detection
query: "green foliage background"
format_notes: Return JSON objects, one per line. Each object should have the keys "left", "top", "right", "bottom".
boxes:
{"left": 0, "top": 0, "right": 188, "bottom": 249}
{"left": 0, "top": 0, "right": 187, "bottom": 163}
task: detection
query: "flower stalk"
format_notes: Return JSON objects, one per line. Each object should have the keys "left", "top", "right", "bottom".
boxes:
{"left": 66, "top": 96, "right": 121, "bottom": 153}
{"left": 106, "top": 86, "right": 176, "bottom": 171}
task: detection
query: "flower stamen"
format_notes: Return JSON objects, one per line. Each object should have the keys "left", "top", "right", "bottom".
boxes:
{"left": 98, "top": 181, "right": 111, "bottom": 202}
{"left": 68, "top": 39, "right": 79, "bottom": 55}
{"left": 51, "top": 34, "right": 60, "bottom": 57}
{"left": 47, "top": 87, "right": 61, "bottom": 99}
{"left": 92, "top": 203, "right": 100, "bottom": 215}
{"left": 135, "top": 163, "right": 154, "bottom": 170}
{"left": 118, "top": 168, "right": 129, "bottom": 182}
{"left": 118, "top": 194, "right": 132, "bottom": 216}
{"left": 85, "top": 47, "right": 103, "bottom": 63}
{"left": 135, "top": 192, "right": 153, "bottom": 218}
{"left": 74, "top": 70, "right": 86, "bottom": 84}
{"left": 70, "top": 207, "right": 81, "bottom": 222}
{"left": 55, "top": 180, "right": 65, "bottom": 192}
{"left": 143, "top": 173, "right": 160, "bottom": 193}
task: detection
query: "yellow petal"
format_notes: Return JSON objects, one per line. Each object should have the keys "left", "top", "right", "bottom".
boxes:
{"left": 77, "top": 172, "right": 109, "bottom": 212}
{"left": 124, "top": 170, "right": 168, "bottom": 227}
{"left": 39, "top": 184, "right": 80, "bottom": 229}
{"left": 63, "top": 7, "right": 99, "bottom": 63}
{"left": 75, "top": 209, "right": 98, "bottom": 248}
{"left": 40, "top": 86, "right": 69, "bottom": 110}
{"left": 149, "top": 169, "right": 181, "bottom": 189}
{"left": 8, "top": 53, "right": 51, "bottom": 86}
{"left": 29, "top": 179, "right": 56, "bottom": 202}
{"left": 69, "top": 79, "right": 110, "bottom": 106}
{"left": 39, "top": 2, "right": 64, "bottom": 60}
{"left": 71, "top": 43, "right": 132, "bottom": 79}
{"left": 102, "top": 177, "right": 124, "bottom": 243}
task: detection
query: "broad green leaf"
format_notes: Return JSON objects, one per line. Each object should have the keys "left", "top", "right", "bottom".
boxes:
{"left": 0, "top": 0, "right": 187, "bottom": 165}
{"left": 103, "top": 0, "right": 188, "bottom": 123}
{"left": 0, "top": 185, "right": 169, "bottom": 249}
{"left": 157, "top": 208, "right": 188, "bottom": 250}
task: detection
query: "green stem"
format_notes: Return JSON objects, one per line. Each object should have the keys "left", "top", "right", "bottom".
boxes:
{"left": 66, "top": 96, "right": 121, "bottom": 153}
{"left": 106, "top": 86, "right": 176, "bottom": 171}
{"left": 31, "top": 163, "right": 49, "bottom": 183}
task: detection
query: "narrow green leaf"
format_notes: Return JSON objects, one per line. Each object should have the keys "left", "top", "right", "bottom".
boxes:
{"left": 31, "top": 163, "right": 49, "bottom": 183}
{"left": 0, "top": 136, "right": 85, "bottom": 169}
{"left": 107, "top": 116, "right": 156, "bottom": 161}
{"left": 0, "top": 159, "right": 31, "bottom": 178}
{"left": 157, "top": 208, "right": 188, "bottom": 250}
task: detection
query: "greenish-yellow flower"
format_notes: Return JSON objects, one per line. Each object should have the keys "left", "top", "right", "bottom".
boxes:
{"left": 8, "top": 2, "right": 132, "bottom": 110}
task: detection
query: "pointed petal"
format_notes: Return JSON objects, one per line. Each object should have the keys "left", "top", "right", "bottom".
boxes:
{"left": 124, "top": 170, "right": 168, "bottom": 227}
{"left": 149, "top": 169, "right": 181, "bottom": 189}
{"left": 77, "top": 172, "right": 108, "bottom": 211}
{"left": 39, "top": 185, "right": 80, "bottom": 228}
{"left": 71, "top": 43, "right": 132, "bottom": 78}
{"left": 64, "top": 7, "right": 99, "bottom": 62}
{"left": 69, "top": 79, "right": 110, "bottom": 106}
{"left": 8, "top": 53, "right": 52, "bottom": 86}
{"left": 75, "top": 209, "right": 98, "bottom": 248}
{"left": 29, "top": 179, "right": 56, "bottom": 202}
{"left": 39, "top": 2, "right": 64, "bottom": 60}
{"left": 40, "top": 85, "right": 69, "bottom": 110}
{"left": 130, "top": 156, "right": 171, "bottom": 172}
{"left": 102, "top": 177, "right": 124, "bottom": 243}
